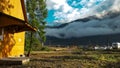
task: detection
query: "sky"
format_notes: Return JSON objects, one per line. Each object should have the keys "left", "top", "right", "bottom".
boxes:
{"left": 45, "top": 0, "right": 120, "bottom": 38}
{"left": 45, "top": 0, "right": 106, "bottom": 25}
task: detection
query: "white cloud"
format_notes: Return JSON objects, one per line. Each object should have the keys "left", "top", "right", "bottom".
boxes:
{"left": 45, "top": 0, "right": 120, "bottom": 39}
{"left": 46, "top": 0, "right": 120, "bottom": 23}
{"left": 46, "top": 0, "right": 71, "bottom": 11}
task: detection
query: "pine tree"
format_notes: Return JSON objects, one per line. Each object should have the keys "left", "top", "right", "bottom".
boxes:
{"left": 26, "top": 0, "right": 47, "bottom": 56}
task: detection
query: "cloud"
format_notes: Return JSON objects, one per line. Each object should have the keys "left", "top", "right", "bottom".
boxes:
{"left": 46, "top": 0, "right": 120, "bottom": 23}
{"left": 46, "top": 0, "right": 72, "bottom": 11}
{"left": 45, "top": 0, "right": 120, "bottom": 38}
{"left": 45, "top": 12, "right": 120, "bottom": 38}
{"left": 46, "top": 0, "right": 107, "bottom": 23}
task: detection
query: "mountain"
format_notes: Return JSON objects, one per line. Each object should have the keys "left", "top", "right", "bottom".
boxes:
{"left": 46, "top": 23, "right": 69, "bottom": 29}
{"left": 46, "top": 11, "right": 120, "bottom": 29}
{"left": 45, "top": 11, "right": 120, "bottom": 46}
{"left": 45, "top": 33, "right": 120, "bottom": 46}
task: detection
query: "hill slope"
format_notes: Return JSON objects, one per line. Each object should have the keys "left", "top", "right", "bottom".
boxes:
{"left": 45, "top": 33, "right": 120, "bottom": 46}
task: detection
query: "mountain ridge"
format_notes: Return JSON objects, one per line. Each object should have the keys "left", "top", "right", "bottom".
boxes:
{"left": 45, "top": 33, "right": 120, "bottom": 46}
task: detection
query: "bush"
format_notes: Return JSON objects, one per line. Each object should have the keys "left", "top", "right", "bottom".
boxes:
{"left": 40, "top": 46, "right": 51, "bottom": 51}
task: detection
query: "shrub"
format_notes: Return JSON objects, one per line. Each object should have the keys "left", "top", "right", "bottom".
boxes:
{"left": 40, "top": 46, "right": 51, "bottom": 51}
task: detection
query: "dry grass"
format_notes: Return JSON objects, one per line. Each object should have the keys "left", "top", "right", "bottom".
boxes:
{"left": 0, "top": 47, "right": 120, "bottom": 68}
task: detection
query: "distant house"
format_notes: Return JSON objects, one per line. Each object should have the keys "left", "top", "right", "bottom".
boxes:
{"left": 0, "top": 0, "right": 36, "bottom": 58}
{"left": 94, "top": 42, "right": 120, "bottom": 50}
{"left": 94, "top": 46, "right": 112, "bottom": 50}
{"left": 112, "top": 42, "right": 120, "bottom": 49}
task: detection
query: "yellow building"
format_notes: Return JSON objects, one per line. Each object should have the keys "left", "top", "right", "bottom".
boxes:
{"left": 0, "top": 0, "right": 36, "bottom": 58}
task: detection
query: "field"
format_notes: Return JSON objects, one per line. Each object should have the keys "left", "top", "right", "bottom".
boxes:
{"left": 0, "top": 47, "right": 120, "bottom": 68}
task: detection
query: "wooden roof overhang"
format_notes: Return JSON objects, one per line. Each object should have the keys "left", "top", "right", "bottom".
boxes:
{"left": 0, "top": 12, "right": 36, "bottom": 32}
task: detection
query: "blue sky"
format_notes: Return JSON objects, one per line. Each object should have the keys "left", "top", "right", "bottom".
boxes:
{"left": 45, "top": 0, "right": 120, "bottom": 38}
{"left": 45, "top": 0, "right": 105, "bottom": 25}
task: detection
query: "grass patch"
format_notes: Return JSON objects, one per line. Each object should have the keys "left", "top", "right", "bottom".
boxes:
{"left": 9, "top": 47, "right": 120, "bottom": 68}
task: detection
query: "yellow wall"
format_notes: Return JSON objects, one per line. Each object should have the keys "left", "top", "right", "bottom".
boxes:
{"left": 10, "top": 32, "right": 25, "bottom": 57}
{"left": 0, "top": 30, "right": 25, "bottom": 58}
{"left": 0, "top": 0, "right": 26, "bottom": 58}
{"left": 0, "top": 0, "right": 24, "bottom": 20}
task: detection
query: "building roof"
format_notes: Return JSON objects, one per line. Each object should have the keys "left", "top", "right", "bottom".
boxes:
{"left": 0, "top": 0, "right": 37, "bottom": 32}
{"left": 0, "top": 12, "right": 36, "bottom": 32}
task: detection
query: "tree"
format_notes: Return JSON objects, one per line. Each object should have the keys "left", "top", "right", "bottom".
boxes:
{"left": 26, "top": 0, "right": 47, "bottom": 57}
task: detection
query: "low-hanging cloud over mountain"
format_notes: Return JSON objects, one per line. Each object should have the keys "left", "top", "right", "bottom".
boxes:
{"left": 45, "top": 0, "right": 120, "bottom": 38}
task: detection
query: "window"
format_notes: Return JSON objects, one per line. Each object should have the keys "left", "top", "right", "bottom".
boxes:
{"left": 0, "top": 28, "right": 4, "bottom": 41}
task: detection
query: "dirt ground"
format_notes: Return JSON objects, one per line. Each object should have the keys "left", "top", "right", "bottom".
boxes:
{"left": 0, "top": 48, "right": 120, "bottom": 68}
